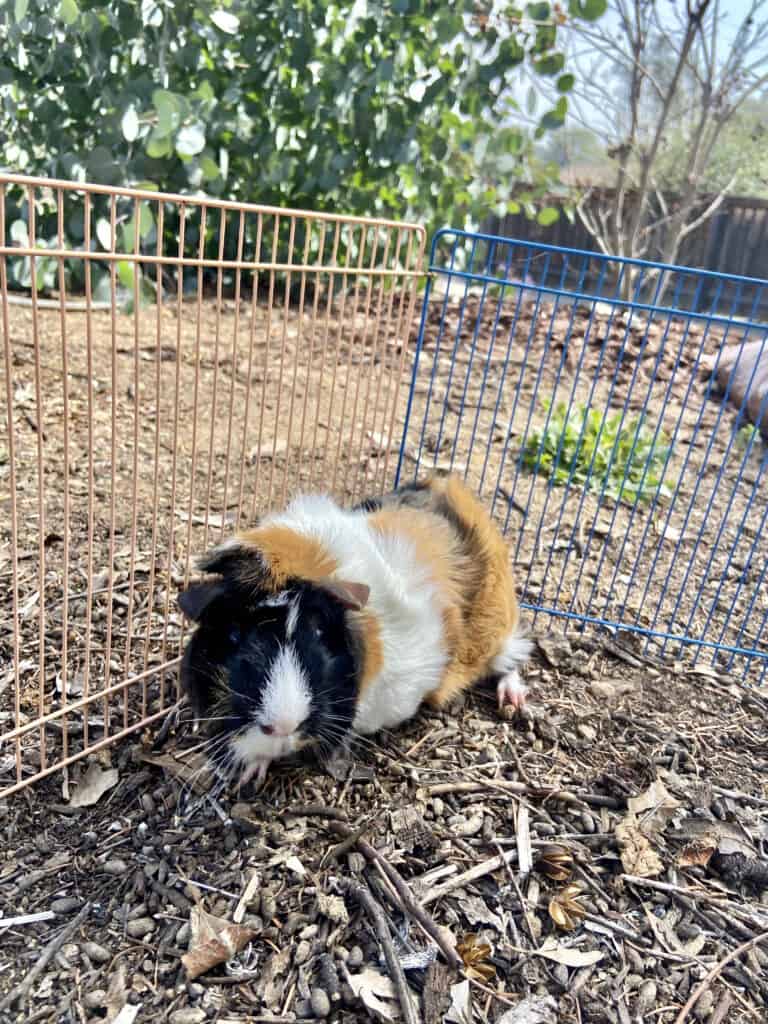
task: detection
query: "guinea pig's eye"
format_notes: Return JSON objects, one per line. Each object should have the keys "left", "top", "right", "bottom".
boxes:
{"left": 228, "top": 627, "right": 242, "bottom": 647}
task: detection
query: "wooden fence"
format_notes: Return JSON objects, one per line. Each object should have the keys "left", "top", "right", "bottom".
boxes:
{"left": 485, "top": 191, "right": 768, "bottom": 322}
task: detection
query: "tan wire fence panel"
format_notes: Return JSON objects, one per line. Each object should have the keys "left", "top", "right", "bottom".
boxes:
{"left": 0, "top": 174, "right": 426, "bottom": 797}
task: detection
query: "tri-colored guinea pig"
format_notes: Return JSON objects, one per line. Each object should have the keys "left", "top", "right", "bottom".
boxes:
{"left": 178, "top": 473, "right": 532, "bottom": 789}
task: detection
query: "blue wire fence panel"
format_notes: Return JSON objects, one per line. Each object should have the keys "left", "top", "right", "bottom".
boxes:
{"left": 397, "top": 228, "right": 768, "bottom": 683}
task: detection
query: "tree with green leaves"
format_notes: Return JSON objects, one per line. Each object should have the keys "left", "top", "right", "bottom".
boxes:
{"left": 0, "top": 0, "right": 606, "bottom": 291}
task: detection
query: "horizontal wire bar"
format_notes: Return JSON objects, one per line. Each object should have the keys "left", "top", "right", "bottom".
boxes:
{"left": 0, "top": 703, "right": 175, "bottom": 799}
{"left": 0, "top": 172, "right": 427, "bottom": 234}
{"left": 429, "top": 265, "right": 768, "bottom": 334}
{"left": 0, "top": 246, "right": 425, "bottom": 277}
{"left": 520, "top": 604, "right": 768, "bottom": 661}
{"left": 2, "top": 658, "right": 181, "bottom": 743}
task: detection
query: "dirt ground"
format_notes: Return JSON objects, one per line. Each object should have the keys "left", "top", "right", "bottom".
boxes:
{"left": 1, "top": 289, "right": 768, "bottom": 1023}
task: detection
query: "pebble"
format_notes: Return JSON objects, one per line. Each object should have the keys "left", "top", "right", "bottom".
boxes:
{"left": 431, "top": 797, "right": 445, "bottom": 816}
{"left": 126, "top": 917, "right": 155, "bottom": 938}
{"left": 103, "top": 859, "right": 128, "bottom": 875}
{"left": 294, "top": 939, "right": 312, "bottom": 965}
{"left": 82, "top": 941, "right": 111, "bottom": 964}
{"left": 693, "top": 990, "right": 714, "bottom": 1020}
{"left": 635, "top": 980, "right": 658, "bottom": 1015}
{"left": 83, "top": 990, "right": 106, "bottom": 1010}
{"left": 310, "top": 988, "right": 331, "bottom": 1018}
{"left": 169, "top": 1010, "right": 207, "bottom": 1024}
{"left": 176, "top": 922, "right": 191, "bottom": 946}
{"left": 347, "top": 945, "right": 364, "bottom": 968}
{"left": 51, "top": 897, "right": 83, "bottom": 914}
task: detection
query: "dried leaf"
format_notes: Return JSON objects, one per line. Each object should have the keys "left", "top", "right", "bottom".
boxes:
{"left": 627, "top": 778, "right": 681, "bottom": 834}
{"left": 456, "top": 893, "right": 503, "bottom": 933}
{"left": 456, "top": 933, "right": 496, "bottom": 981}
{"left": 137, "top": 750, "right": 211, "bottom": 793}
{"left": 497, "top": 994, "right": 558, "bottom": 1024}
{"left": 181, "top": 907, "right": 256, "bottom": 981}
{"left": 317, "top": 892, "right": 349, "bottom": 925}
{"left": 348, "top": 966, "right": 401, "bottom": 1022}
{"left": 535, "top": 844, "right": 574, "bottom": 882}
{"left": 535, "top": 936, "right": 604, "bottom": 968}
{"left": 677, "top": 842, "right": 716, "bottom": 868}
{"left": 615, "top": 819, "right": 663, "bottom": 878}
{"left": 547, "top": 883, "right": 587, "bottom": 931}
{"left": 68, "top": 762, "right": 119, "bottom": 809}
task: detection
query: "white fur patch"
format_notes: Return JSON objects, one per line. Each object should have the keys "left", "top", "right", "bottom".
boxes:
{"left": 491, "top": 632, "right": 534, "bottom": 675}
{"left": 261, "top": 643, "right": 311, "bottom": 736}
{"left": 285, "top": 597, "right": 301, "bottom": 639}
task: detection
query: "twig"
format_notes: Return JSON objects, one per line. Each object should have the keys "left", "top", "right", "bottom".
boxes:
{"left": 341, "top": 879, "right": 421, "bottom": 1024}
{"left": 0, "top": 902, "right": 91, "bottom": 1012}
{"left": 427, "top": 780, "right": 622, "bottom": 811}
{"left": 328, "top": 822, "right": 462, "bottom": 969}
{"left": 284, "top": 803, "right": 349, "bottom": 821}
{"left": 420, "top": 848, "right": 519, "bottom": 906}
{"left": 674, "top": 931, "right": 768, "bottom": 1024}
{"left": 710, "top": 991, "right": 733, "bottom": 1024}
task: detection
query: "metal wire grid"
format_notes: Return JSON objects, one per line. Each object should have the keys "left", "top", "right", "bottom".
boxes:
{"left": 398, "top": 228, "right": 768, "bottom": 682}
{"left": 0, "top": 174, "right": 426, "bottom": 797}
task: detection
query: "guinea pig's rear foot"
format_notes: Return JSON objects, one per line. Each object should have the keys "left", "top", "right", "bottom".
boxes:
{"left": 496, "top": 670, "right": 528, "bottom": 714}
{"left": 239, "top": 757, "right": 270, "bottom": 792}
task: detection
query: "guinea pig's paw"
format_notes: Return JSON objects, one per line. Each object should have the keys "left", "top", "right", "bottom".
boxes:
{"left": 239, "top": 757, "right": 271, "bottom": 792}
{"left": 496, "top": 671, "right": 528, "bottom": 715}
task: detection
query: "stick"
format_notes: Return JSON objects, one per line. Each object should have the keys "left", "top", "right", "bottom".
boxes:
{"left": 0, "top": 902, "right": 91, "bottom": 1011}
{"left": 420, "top": 849, "right": 518, "bottom": 906}
{"left": 426, "top": 781, "right": 622, "bottom": 810}
{"left": 341, "top": 880, "right": 421, "bottom": 1024}
{"left": 283, "top": 803, "right": 349, "bottom": 821}
{"left": 674, "top": 931, "right": 768, "bottom": 1024}
{"left": 327, "top": 822, "right": 462, "bottom": 969}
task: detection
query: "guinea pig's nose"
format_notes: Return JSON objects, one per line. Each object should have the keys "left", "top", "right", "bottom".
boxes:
{"left": 260, "top": 724, "right": 275, "bottom": 735}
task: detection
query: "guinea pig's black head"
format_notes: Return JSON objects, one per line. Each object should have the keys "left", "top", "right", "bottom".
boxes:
{"left": 178, "top": 571, "right": 369, "bottom": 782}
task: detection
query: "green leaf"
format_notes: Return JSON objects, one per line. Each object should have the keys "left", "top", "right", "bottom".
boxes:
{"left": 211, "top": 9, "right": 240, "bottom": 34}
{"left": 117, "top": 260, "right": 135, "bottom": 290}
{"left": 14, "top": 0, "right": 29, "bottom": 23}
{"left": 141, "top": 0, "right": 163, "bottom": 27}
{"left": 526, "top": 3, "right": 551, "bottom": 20}
{"left": 59, "top": 0, "right": 79, "bottom": 26}
{"left": 537, "top": 206, "right": 560, "bottom": 226}
{"left": 556, "top": 73, "right": 575, "bottom": 93}
{"left": 568, "top": 0, "right": 608, "bottom": 21}
{"left": 175, "top": 123, "right": 206, "bottom": 157}
{"left": 121, "top": 106, "right": 140, "bottom": 142}
{"left": 152, "top": 90, "right": 184, "bottom": 136}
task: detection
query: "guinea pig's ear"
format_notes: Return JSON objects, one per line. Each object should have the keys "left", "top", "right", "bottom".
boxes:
{"left": 195, "top": 538, "right": 266, "bottom": 587}
{"left": 318, "top": 578, "right": 370, "bottom": 611}
{"left": 178, "top": 580, "right": 227, "bottom": 622}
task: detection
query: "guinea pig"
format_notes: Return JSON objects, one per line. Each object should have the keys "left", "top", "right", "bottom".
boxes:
{"left": 177, "top": 472, "right": 532, "bottom": 790}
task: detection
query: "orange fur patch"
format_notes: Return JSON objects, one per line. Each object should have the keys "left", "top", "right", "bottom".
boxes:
{"left": 236, "top": 525, "right": 337, "bottom": 590}
{"left": 370, "top": 473, "right": 521, "bottom": 708}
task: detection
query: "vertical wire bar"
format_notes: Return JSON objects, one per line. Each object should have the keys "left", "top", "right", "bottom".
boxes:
{"left": 466, "top": 241, "right": 518, "bottom": 494}
{"left": 351, "top": 227, "right": 393, "bottom": 501}
{"left": 306, "top": 222, "right": 341, "bottom": 495}
{"left": 627, "top": 278, "right": 727, "bottom": 637}
{"left": 160, "top": 206, "right": 186, "bottom": 665}
{"left": 296, "top": 221, "right": 327, "bottom": 496}
{"left": 267, "top": 216, "right": 296, "bottom": 508}
{"left": 220, "top": 209, "right": 246, "bottom": 536}
{"left": 371, "top": 227, "right": 408, "bottom": 494}
{"left": 380, "top": 230, "right": 421, "bottom": 492}
{"left": 252, "top": 214, "right": 279, "bottom": 515}
{"left": 235, "top": 213, "right": 263, "bottom": 529}
{"left": 342, "top": 226, "right": 380, "bottom": 499}
{"left": 142, "top": 201, "right": 165, "bottom": 696}
{"left": 320, "top": 224, "right": 355, "bottom": 494}
{"left": 281, "top": 218, "right": 313, "bottom": 507}
{"left": 56, "top": 188, "right": 70, "bottom": 766}
{"left": 27, "top": 186, "right": 48, "bottom": 772}
{"left": 123, "top": 198, "right": 143, "bottom": 713}
{"left": 0, "top": 185, "right": 23, "bottom": 784}
{"left": 102, "top": 194, "right": 119, "bottom": 739}
{"left": 331, "top": 223, "right": 368, "bottom": 496}
{"left": 182, "top": 205, "right": 209, "bottom": 584}
{"left": 82, "top": 192, "right": 96, "bottom": 749}
{"left": 203, "top": 208, "right": 228, "bottom": 551}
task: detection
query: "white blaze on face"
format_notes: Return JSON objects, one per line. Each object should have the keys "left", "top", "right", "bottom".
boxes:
{"left": 230, "top": 643, "right": 311, "bottom": 772}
